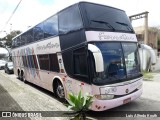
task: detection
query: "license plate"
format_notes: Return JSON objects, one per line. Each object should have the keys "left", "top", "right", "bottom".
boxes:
{"left": 123, "top": 98, "right": 131, "bottom": 104}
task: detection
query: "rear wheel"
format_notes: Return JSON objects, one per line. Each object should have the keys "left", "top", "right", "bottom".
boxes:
{"left": 21, "top": 71, "right": 26, "bottom": 83}
{"left": 55, "top": 80, "right": 65, "bottom": 101}
{"left": 18, "top": 72, "right": 21, "bottom": 80}
{"left": 8, "top": 70, "right": 10, "bottom": 74}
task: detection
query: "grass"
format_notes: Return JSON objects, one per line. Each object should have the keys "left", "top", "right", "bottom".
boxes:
{"left": 142, "top": 71, "right": 154, "bottom": 81}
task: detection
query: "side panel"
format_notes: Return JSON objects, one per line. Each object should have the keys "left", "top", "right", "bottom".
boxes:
{"left": 64, "top": 76, "right": 92, "bottom": 99}
{"left": 60, "top": 30, "right": 87, "bottom": 77}
{"left": 85, "top": 31, "right": 137, "bottom": 42}
{"left": 12, "top": 37, "right": 61, "bottom": 56}
{"left": 12, "top": 37, "right": 62, "bottom": 91}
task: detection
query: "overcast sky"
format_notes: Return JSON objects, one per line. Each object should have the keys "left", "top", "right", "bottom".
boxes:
{"left": 0, "top": 0, "right": 159, "bottom": 38}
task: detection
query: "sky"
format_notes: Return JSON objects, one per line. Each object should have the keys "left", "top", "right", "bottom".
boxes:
{"left": 0, "top": 0, "right": 160, "bottom": 38}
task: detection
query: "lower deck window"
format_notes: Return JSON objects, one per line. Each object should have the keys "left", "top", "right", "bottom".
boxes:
{"left": 38, "top": 54, "right": 50, "bottom": 71}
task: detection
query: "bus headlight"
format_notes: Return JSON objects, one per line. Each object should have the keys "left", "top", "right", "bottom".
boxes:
{"left": 95, "top": 94, "right": 114, "bottom": 100}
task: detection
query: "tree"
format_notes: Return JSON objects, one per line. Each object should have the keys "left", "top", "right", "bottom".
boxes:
{"left": 2, "top": 30, "right": 21, "bottom": 48}
{"left": 150, "top": 26, "right": 160, "bottom": 37}
{"left": 150, "top": 26, "right": 160, "bottom": 50}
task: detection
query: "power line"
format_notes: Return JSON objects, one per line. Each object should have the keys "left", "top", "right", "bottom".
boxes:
{"left": 0, "top": 0, "right": 23, "bottom": 35}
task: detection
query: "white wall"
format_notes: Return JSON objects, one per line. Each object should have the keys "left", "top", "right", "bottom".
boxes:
{"left": 139, "top": 45, "right": 159, "bottom": 71}
{"left": 151, "top": 57, "right": 160, "bottom": 71}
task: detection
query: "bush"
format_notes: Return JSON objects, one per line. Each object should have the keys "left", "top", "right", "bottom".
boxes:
{"left": 66, "top": 91, "right": 94, "bottom": 120}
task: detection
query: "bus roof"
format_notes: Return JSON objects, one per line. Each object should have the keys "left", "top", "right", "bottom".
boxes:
{"left": 12, "top": 1, "right": 125, "bottom": 40}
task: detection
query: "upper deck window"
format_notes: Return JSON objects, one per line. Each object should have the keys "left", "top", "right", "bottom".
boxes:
{"left": 44, "top": 15, "right": 58, "bottom": 38}
{"left": 80, "top": 3, "right": 134, "bottom": 33}
{"left": 34, "top": 23, "right": 44, "bottom": 41}
{"left": 59, "top": 4, "right": 83, "bottom": 34}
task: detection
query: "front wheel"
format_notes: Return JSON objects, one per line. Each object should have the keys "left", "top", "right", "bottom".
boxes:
{"left": 55, "top": 81, "right": 65, "bottom": 101}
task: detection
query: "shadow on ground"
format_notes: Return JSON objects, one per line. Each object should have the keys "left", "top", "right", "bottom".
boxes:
{"left": 0, "top": 84, "right": 31, "bottom": 120}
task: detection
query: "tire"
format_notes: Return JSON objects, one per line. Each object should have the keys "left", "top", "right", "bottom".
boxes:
{"left": 21, "top": 72, "right": 26, "bottom": 83}
{"left": 18, "top": 72, "right": 21, "bottom": 80}
{"left": 55, "top": 80, "right": 65, "bottom": 101}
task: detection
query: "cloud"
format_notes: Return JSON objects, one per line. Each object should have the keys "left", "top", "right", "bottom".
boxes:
{"left": 10, "top": 0, "right": 56, "bottom": 30}
{"left": 0, "top": 0, "right": 57, "bottom": 37}
{"left": 0, "top": 0, "right": 160, "bottom": 38}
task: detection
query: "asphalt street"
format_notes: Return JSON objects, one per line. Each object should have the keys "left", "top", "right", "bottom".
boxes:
{"left": 0, "top": 70, "right": 160, "bottom": 120}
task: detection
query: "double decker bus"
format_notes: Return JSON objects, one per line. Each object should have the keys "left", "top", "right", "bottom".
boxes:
{"left": 12, "top": 2, "right": 143, "bottom": 111}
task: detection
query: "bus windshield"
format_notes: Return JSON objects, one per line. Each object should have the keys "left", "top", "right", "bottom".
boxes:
{"left": 81, "top": 3, "right": 133, "bottom": 32}
{"left": 92, "top": 42, "right": 141, "bottom": 84}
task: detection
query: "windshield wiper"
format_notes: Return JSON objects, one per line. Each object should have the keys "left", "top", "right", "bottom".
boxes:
{"left": 116, "top": 22, "right": 133, "bottom": 31}
{"left": 91, "top": 20, "right": 115, "bottom": 31}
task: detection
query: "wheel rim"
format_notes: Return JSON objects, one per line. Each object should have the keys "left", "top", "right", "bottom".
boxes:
{"left": 18, "top": 73, "right": 21, "bottom": 79}
{"left": 56, "top": 82, "right": 65, "bottom": 98}
{"left": 22, "top": 74, "right": 25, "bottom": 82}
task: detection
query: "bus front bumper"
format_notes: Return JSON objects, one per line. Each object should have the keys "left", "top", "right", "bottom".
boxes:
{"left": 90, "top": 88, "right": 142, "bottom": 111}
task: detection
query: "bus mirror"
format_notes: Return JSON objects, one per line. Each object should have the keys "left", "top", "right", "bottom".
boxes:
{"left": 88, "top": 44, "right": 104, "bottom": 72}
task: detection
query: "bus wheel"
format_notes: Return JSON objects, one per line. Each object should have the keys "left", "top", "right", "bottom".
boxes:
{"left": 55, "top": 80, "right": 65, "bottom": 101}
{"left": 18, "top": 71, "right": 21, "bottom": 80}
{"left": 21, "top": 72, "right": 26, "bottom": 83}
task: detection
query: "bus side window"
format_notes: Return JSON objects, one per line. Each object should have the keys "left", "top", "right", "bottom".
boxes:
{"left": 33, "top": 23, "right": 44, "bottom": 41}
{"left": 17, "top": 36, "right": 21, "bottom": 47}
{"left": 27, "top": 29, "right": 34, "bottom": 43}
{"left": 73, "top": 47, "right": 88, "bottom": 76}
{"left": 49, "top": 54, "right": 59, "bottom": 72}
{"left": 38, "top": 54, "right": 50, "bottom": 71}
{"left": 59, "top": 4, "right": 83, "bottom": 34}
{"left": 44, "top": 15, "right": 58, "bottom": 38}
{"left": 21, "top": 33, "right": 27, "bottom": 45}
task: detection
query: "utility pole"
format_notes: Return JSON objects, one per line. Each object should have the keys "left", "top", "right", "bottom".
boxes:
{"left": 10, "top": 23, "right": 12, "bottom": 33}
{"left": 129, "top": 11, "right": 149, "bottom": 44}
{"left": 144, "top": 13, "right": 148, "bottom": 45}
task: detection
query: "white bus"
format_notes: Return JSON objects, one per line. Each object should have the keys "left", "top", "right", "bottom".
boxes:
{"left": 12, "top": 2, "right": 143, "bottom": 111}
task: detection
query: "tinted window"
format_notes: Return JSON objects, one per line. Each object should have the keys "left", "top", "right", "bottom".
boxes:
{"left": 59, "top": 5, "right": 83, "bottom": 34}
{"left": 94, "top": 42, "right": 126, "bottom": 84}
{"left": 91, "top": 42, "right": 141, "bottom": 85}
{"left": 44, "top": 15, "right": 58, "bottom": 38}
{"left": 21, "top": 33, "right": 27, "bottom": 45}
{"left": 33, "top": 23, "right": 44, "bottom": 41}
{"left": 14, "top": 38, "right": 18, "bottom": 47}
{"left": 17, "top": 36, "right": 21, "bottom": 47}
{"left": 73, "top": 47, "right": 87, "bottom": 75}
{"left": 38, "top": 54, "right": 49, "bottom": 70}
{"left": 49, "top": 54, "right": 59, "bottom": 72}
{"left": 27, "top": 29, "right": 34, "bottom": 43}
{"left": 12, "top": 38, "right": 17, "bottom": 48}
{"left": 122, "top": 43, "right": 140, "bottom": 77}
{"left": 22, "top": 56, "right": 27, "bottom": 67}
{"left": 28, "top": 55, "right": 35, "bottom": 68}
{"left": 80, "top": 3, "right": 133, "bottom": 32}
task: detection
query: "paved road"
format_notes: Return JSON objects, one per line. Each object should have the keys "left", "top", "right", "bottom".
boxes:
{"left": 0, "top": 70, "right": 68, "bottom": 120}
{"left": 87, "top": 73, "right": 160, "bottom": 120}
{"left": 0, "top": 70, "right": 160, "bottom": 120}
